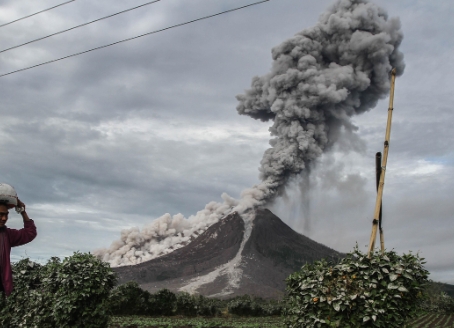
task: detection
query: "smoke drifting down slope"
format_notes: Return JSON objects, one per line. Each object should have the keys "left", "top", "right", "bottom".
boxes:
{"left": 94, "top": 0, "right": 404, "bottom": 268}
{"left": 113, "top": 209, "right": 343, "bottom": 299}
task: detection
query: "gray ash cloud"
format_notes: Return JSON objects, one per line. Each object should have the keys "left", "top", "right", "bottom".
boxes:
{"left": 236, "top": 0, "right": 404, "bottom": 201}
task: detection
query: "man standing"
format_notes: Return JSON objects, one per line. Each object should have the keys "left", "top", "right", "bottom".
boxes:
{"left": 0, "top": 198, "right": 37, "bottom": 297}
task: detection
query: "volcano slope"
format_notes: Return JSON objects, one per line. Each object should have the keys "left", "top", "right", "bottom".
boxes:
{"left": 113, "top": 209, "right": 342, "bottom": 299}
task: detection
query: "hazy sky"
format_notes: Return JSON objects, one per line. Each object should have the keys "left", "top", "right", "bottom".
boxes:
{"left": 1, "top": 0, "right": 453, "bottom": 284}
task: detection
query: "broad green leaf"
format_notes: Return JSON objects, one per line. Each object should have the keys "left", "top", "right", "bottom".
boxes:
{"left": 389, "top": 273, "right": 398, "bottom": 282}
{"left": 398, "top": 286, "right": 408, "bottom": 293}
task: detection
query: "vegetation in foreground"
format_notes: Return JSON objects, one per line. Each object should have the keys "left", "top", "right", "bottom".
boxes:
{"left": 0, "top": 253, "right": 116, "bottom": 328}
{"left": 109, "top": 315, "right": 283, "bottom": 328}
{"left": 1, "top": 250, "right": 453, "bottom": 328}
{"left": 109, "top": 281, "right": 285, "bottom": 317}
{"left": 108, "top": 314, "right": 454, "bottom": 328}
{"left": 285, "top": 247, "right": 430, "bottom": 327}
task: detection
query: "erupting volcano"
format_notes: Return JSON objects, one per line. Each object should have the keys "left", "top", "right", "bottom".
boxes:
{"left": 96, "top": 0, "right": 405, "bottom": 296}
{"left": 113, "top": 209, "right": 343, "bottom": 298}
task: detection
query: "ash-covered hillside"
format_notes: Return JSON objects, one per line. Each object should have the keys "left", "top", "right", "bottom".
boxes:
{"left": 114, "top": 209, "right": 342, "bottom": 299}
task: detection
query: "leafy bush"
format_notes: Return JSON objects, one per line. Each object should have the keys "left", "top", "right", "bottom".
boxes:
{"left": 0, "top": 258, "right": 51, "bottom": 327}
{"left": 107, "top": 285, "right": 283, "bottom": 318}
{"left": 175, "top": 292, "right": 219, "bottom": 316}
{"left": 149, "top": 288, "right": 177, "bottom": 316}
{"left": 0, "top": 252, "right": 116, "bottom": 328}
{"left": 194, "top": 295, "right": 222, "bottom": 316}
{"left": 418, "top": 281, "right": 454, "bottom": 314}
{"left": 109, "top": 285, "right": 178, "bottom": 317}
{"left": 260, "top": 299, "right": 285, "bottom": 316}
{"left": 228, "top": 295, "right": 262, "bottom": 316}
{"left": 284, "top": 247, "right": 429, "bottom": 328}
{"left": 109, "top": 281, "right": 152, "bottom": 316}
{"left": 175, "top": 292, "right": 198, "bottom": 316}
{"left": 227, "top": 295, "right": 284, "bottom": 316}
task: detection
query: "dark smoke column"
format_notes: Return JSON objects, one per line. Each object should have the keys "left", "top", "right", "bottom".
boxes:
{"left": 237, "top": 0, "right": 404, "bottom": 203}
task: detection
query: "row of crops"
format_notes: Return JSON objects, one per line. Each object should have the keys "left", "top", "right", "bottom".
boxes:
{"left": 407, "top": 314, "right": 454, "bottom": 328}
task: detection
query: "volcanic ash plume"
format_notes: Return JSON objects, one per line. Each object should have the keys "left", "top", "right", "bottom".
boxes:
{"left": 95, "top": 0, "right": 404, "bottom": 268}
{"left": 237, "top": 0, "right": 404, "bottom": 198}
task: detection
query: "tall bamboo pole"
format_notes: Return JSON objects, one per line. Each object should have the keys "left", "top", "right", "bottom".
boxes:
{"left": 370, "top": 152, "right": 382, "bottom": 252}
{"left": 376, "top": 152, "right": 385, "bottom": 255}
{"left": 367, "top": 68, "right": 397, "bottom": 258}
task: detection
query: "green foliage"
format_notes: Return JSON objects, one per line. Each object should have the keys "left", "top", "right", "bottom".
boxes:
{"left": 110, "top": 315, "right": 284, "bottom": 327}
{"left": 0, "top": 252, "right": 116, "bottom": 328}
{"left": 228, "top": 295, "right": 285, "bottom": 317}
{"left": 107, "top": 285, "right": 283, "bottom": 318}
{"left": 109, "top": 281, "right": 152, "bottom": 316}
{"left": 175, "top": 292, "right": 219, "bottom": 316}
{"left": 175, "top": 291, "right": 198, "bottom": 316}
{"left": 418, "top": 281, "right": 454, "bottom": 314}
{"left": 260, "top": 299, "right": 285, "bottom": 316}
{"left": 228, "top": 295, "right": 263, "bottom": 316}
{"left": 0, "top": 258, "right": 51, "bottom": 327}
{"left": 284, "top": 247, "right": 429, "bottom": 328}
{"left": 109, "top": 287, "right": 225, "bottom": 317}
{"left": 149, "top": 288, "right": 177, "bottom": 316}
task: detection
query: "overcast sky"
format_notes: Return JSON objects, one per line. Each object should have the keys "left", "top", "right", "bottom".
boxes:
{"left": 0, "top": 0, "right": 453, "bottom": 285}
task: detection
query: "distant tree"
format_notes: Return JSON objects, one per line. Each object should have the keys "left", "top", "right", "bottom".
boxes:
{"left": 109, "top": 281, "right": 152, "bottom": 315}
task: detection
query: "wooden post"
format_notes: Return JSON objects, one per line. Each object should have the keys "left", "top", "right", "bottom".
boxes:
{"left": 371, "top": 152, "right": 382, "bottom": 252}
{"left": 367, "top": 68, "right": 397, "bottom": 258}
{"left": 375, "top": 152, "right": 385, "bottom": 255}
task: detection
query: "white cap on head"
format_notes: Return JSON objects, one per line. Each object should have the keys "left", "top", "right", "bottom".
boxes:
{"left": 0, "top": 183, "right": 18, "bottom": 206}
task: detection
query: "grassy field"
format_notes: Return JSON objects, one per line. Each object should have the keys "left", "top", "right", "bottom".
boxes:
{"left": 407, "top": 314, "right": 454, "bottom": 328}
{"left": 109, "top": 316, "right": 283, "bottom": 328}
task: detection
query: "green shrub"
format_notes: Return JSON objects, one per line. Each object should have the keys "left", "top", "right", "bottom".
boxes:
{"left": 227, "top": 295, "right": 280, "bottom": 316}
{"left": 284, "top": 247, "right": 429, "bottom": 328}
{"left": 105, "top": 283, "right": 285, "bottom": 318}
{"left": 261, "top": 299, "right": 285, "bottom": 316}
{"left": 0, "top": 252, "right": 116, "bottom": 328}
{"left": 228, "top": 295, "right": 257, "bottom": 316}
{"left": 175, "top": 292, "right": 198, "bottom": 316}
{"left": 0, "top": 258, "right": 52, "bottom": 328}
{"left": 194, "top": 295, "right": 220, "bottom": 316}
{"left": 149, "top": 288, "right": 177, "bottom": 316}
{"left": 108, "top": 281, "right": 152, "bottom": 316}
{"left": 418, "top": 281, "right": 454, "bottom": 314}
{"left": 225, "top": 295, "right": 284, "bottom": 317}
{"left": 175, "top": 292, "right": 219, "bottom": 316}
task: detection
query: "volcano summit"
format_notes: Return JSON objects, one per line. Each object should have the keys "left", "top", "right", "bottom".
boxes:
{"left": 113, "top": 209, "right": 342, "bottom": 299}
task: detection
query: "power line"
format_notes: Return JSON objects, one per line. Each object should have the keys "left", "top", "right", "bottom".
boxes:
{"left": 0, "top": 0, "right": 270, "bottom": 78}
{"left": 0, "top": 1, "right": 76, "bottom": 28}
{"left": 0, "top": 0, "right": 163, "bottom": 54}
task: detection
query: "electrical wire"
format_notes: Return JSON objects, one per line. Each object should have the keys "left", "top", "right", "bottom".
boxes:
{"left": 0, "top": 1, "right": 76, "bottom": 28}
{"left": 0, "top": 0, "right": 270, "bottom": 78}
{"left": 0, "top": 0, "right": 163, "bottom": 54}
